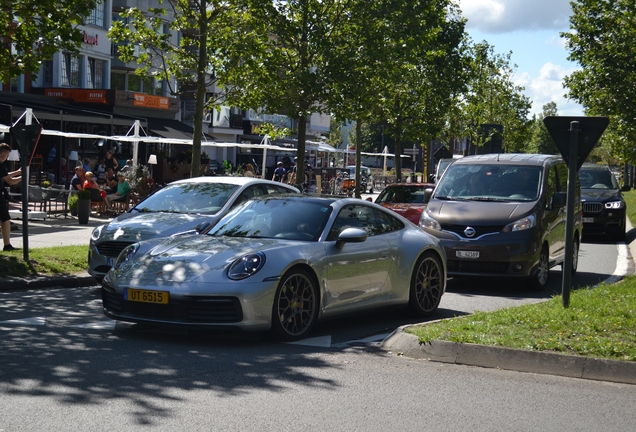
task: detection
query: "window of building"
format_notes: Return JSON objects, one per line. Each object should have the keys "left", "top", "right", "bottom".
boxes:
{"left": 42, "top": 60, "right": 54, "bottom": 86}
{"left": 87, "top": 58, "right": 104, "bottom": 89}
{"left": 127, "top": 75, "right": 141, "bottom": 92}
{"left": 86, "top": 0, "right": 105, "bottom": 27}
{"left": 111, "top": 73, "right": 125, "bottom": 91}
{"left": 62, "top": 53, "right": 80, "bottom": 87}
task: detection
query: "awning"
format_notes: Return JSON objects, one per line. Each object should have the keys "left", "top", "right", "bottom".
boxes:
{"left": 147, "top": 118, "right": 216, "bottom": 141}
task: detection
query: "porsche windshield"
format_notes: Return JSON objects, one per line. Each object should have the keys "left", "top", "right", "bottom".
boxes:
{"left": 434, "top": 164, "right": 542, "bottom": 202}
{"left": 211, "top": 198, "right": 333, "bottom": 241}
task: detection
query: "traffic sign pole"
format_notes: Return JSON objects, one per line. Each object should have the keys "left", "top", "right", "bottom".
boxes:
{"left": 544, "top": 116, "right": 609, "bottom": 308}
{"left": 561, "top": 121, "right": 579, "bottom": 308}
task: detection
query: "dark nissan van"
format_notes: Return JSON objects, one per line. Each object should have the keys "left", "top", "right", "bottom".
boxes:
{"left": 419, "top": 154, "right": 581, "bottom": 290}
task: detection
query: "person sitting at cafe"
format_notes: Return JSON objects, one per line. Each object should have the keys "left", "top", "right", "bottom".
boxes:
{"left": 103, "top": 167, "right": 118, "bottom": 193}
{"left": 105, "top": 172, "right": 131, "bottom": 210}
{"left": 84, "top": 171, "right": 106, "bottom": 213}
{"left": 70, "top": 166, "right": 86, "bottom": 191}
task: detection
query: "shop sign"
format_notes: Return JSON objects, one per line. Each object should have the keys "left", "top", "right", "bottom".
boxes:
{"left": 45, "top": 89, "right": 107, "bottom": 104}
{"left": 83, "top": 31, "right": 99, "bottom": 45}
{"left": 133, "top": 93, "right": 169, "bottom": 110}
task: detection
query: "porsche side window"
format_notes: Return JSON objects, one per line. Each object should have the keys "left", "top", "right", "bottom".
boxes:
{"left": 328, "top": 205, "right": 376, "bottom": 240}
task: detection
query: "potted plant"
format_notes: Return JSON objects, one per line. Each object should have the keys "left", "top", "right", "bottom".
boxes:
{"left": 76, "top": 189, "right": 91, "bottom": 224}
{"left": 68, "top": 194, "right": 79, "bottom": 216}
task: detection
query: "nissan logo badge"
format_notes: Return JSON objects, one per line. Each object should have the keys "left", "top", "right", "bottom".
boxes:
{"left": 464, "top": 227, "right": 476, "bottom": 238}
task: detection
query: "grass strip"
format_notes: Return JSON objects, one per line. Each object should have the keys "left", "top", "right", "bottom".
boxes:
{"left": 0, "top": 246, "right": 88, "bottom": 278}
{"left": 408, "top": 279, "right": 636, "bottom": 362}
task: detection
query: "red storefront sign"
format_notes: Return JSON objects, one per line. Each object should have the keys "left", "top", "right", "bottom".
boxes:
{"left": 133, "top": 93, "right": 169, "bottom": 110}
{"left": 45, "top": 89, "right": 108, "bottom": 104}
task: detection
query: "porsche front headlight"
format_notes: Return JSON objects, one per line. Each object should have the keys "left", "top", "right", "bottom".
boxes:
{"left": 228, "top": 252, "right": 266, "bottom": 280}
{"left": 113, "top": 243, "right": 140, "bottom": 270}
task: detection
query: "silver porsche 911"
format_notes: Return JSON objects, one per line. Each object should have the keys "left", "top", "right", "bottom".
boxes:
{"left": 102, "top": 195, "right": 447, "bottom": 341}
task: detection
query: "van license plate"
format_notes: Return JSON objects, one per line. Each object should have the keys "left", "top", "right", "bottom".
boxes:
{"left": 456, "top": 251, "right": 479, "bottom": 259}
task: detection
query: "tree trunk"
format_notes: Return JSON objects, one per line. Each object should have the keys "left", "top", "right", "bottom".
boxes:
{"left": 190, "top": 0, "right": 209, "bottom": 179}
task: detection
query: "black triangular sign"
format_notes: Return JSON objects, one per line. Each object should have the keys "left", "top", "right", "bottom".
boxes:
{"left": 433, "top": 145, "right": 453, "bottom": 160}
{"left": 543, "top": 116, "right": 609, "bottom": 170}
{"left": 9, "top": 124, "right": 42, "bottom": 161}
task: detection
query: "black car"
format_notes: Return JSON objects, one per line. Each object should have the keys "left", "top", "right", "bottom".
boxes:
{"left": 579, "top": 164, "right": 629, "bottom": 241}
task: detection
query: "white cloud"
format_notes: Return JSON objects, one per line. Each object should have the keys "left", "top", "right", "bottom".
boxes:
{"left": 514, "top": 62, "right": 583, "bottom": 116}
{"left": 458, "top": 0, "right": 572, "bottom": 33}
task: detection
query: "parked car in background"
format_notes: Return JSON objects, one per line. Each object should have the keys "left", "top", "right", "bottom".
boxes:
{"left": 88, "top": 177, "right": 299, "bottom": 283}
{"left": 102, "top": 195, "right": 447, "bottom": 341}
{"left": 374, "top": 182, "right": 435, "bottom": 224}
{"left": 420, "top": 154, "right": 581, "bottom": 290}
{"left": 579, "top": 164, "right": 629, "bottom": 241}
{"left": 345, "top": 165, "right": 375, "bottom": 193}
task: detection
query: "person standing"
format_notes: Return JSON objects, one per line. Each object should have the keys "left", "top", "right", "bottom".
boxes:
{"left": 288, "top": 157, "right": 298, "bottom": 185}
{"left": 104, "top": 150, "right": 119, "bottom": 173}
{"left": 0, "top": 143, "right": 22, "bottom": 251}
{"left": 272, "top": 161, "right": 287, "bottom": 182}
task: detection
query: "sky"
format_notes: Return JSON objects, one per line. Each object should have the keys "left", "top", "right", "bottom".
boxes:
{"left": 457, "top": 0, "right": 584, "bottom": 117}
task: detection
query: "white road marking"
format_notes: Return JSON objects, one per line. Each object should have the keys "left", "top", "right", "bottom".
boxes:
{"left": 285, "top": 335, "right": 332, "bottom": 347}
{"left": 68, "top": 321, "right": 117, "bottom": 330}
{"left": 0, "top": 317, "right": 45, "bottom": 326}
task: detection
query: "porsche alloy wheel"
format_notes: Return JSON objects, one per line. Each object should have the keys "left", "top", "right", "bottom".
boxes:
{"left": 272, "top": 269, "right": 318, "bottom": 341}
{"left": 409, "top": 252, "right": 444, "bottom": 317}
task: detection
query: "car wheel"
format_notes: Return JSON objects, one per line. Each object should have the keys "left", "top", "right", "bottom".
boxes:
{"left": 562, "top": 236, "right": 579, "bottom": 275}
{"left": 530, "top": 246, "right": 550, "bottom": 290}
{"left": 271, "top": 268, "right": 319, "bottom": 341}
{"left": 408, "top": 252, "right": 444, "bottom": 317}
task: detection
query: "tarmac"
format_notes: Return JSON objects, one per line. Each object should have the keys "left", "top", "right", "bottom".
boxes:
{"left": 1, "top": 212, "right": 635, "bottom": 386}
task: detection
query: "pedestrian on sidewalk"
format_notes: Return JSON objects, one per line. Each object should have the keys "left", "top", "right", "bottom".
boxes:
{"left": 0, "top": 143, "right": 22, "bottom": 251}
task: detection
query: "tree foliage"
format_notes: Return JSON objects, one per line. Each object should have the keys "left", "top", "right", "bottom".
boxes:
{"left": 0, "top": 0, "right": 97, "bottom": 82}
{"left": 452, "top": 41, "right": 532, "bottom": 153}
{"left": 528, "top": 102, "right": 559, "bottom": 155}
{"left": 108, "top": 0, "right": 255, "bottom": 177}
{"left": 563, "top": 0, "right": 636, "bottom": 163}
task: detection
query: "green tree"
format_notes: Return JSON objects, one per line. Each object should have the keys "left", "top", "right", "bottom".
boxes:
{"left": 108, "top": 0, "right": 254, "bottom": 177}
{"left": 1, "top": 0, "right": 97, "bottom": 82}
{"left": 563, "top": 0, "right": 636, "bottom": 162}
{"left": 227, "top": 0, "right": 353, "bottom": 187}
{"left": 453, "top": 41, "right": 532, "bottom": 154}
{"left": 528, "top": 102, "right": 559, "bottom": 155}
{"left": 325, "top": 0, "right": 467, "bottom": 183}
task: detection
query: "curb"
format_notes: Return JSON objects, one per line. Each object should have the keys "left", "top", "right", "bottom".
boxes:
{"left": 1, "top": 272, "right": 97, "bottom": 291}
{"left": 381, "top": 325, "right": 636, "bottom": 386}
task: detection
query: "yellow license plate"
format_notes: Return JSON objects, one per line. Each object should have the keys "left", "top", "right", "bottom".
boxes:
{"left": 125, "top": 288, "right": 169, "bottom": 304}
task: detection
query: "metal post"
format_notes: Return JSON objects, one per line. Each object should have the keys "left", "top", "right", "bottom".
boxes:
{"left": 561, "top": 121, "right": 579, "bottom": 308}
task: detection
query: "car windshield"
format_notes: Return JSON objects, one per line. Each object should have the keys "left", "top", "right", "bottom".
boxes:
{"left": 579, "top": 168, "right": 619, "bottom": 189}
{"left": 132, "top": 182, "right": 240, "bottom": 214}
{"left": 435, "top": 164, "right": 542, "bottom": 202}
{"left": 376, "top": 186, "right": 428, "bottom": 204}
{"left": 210, "top": 198, "right": 333, "bottom": 241}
